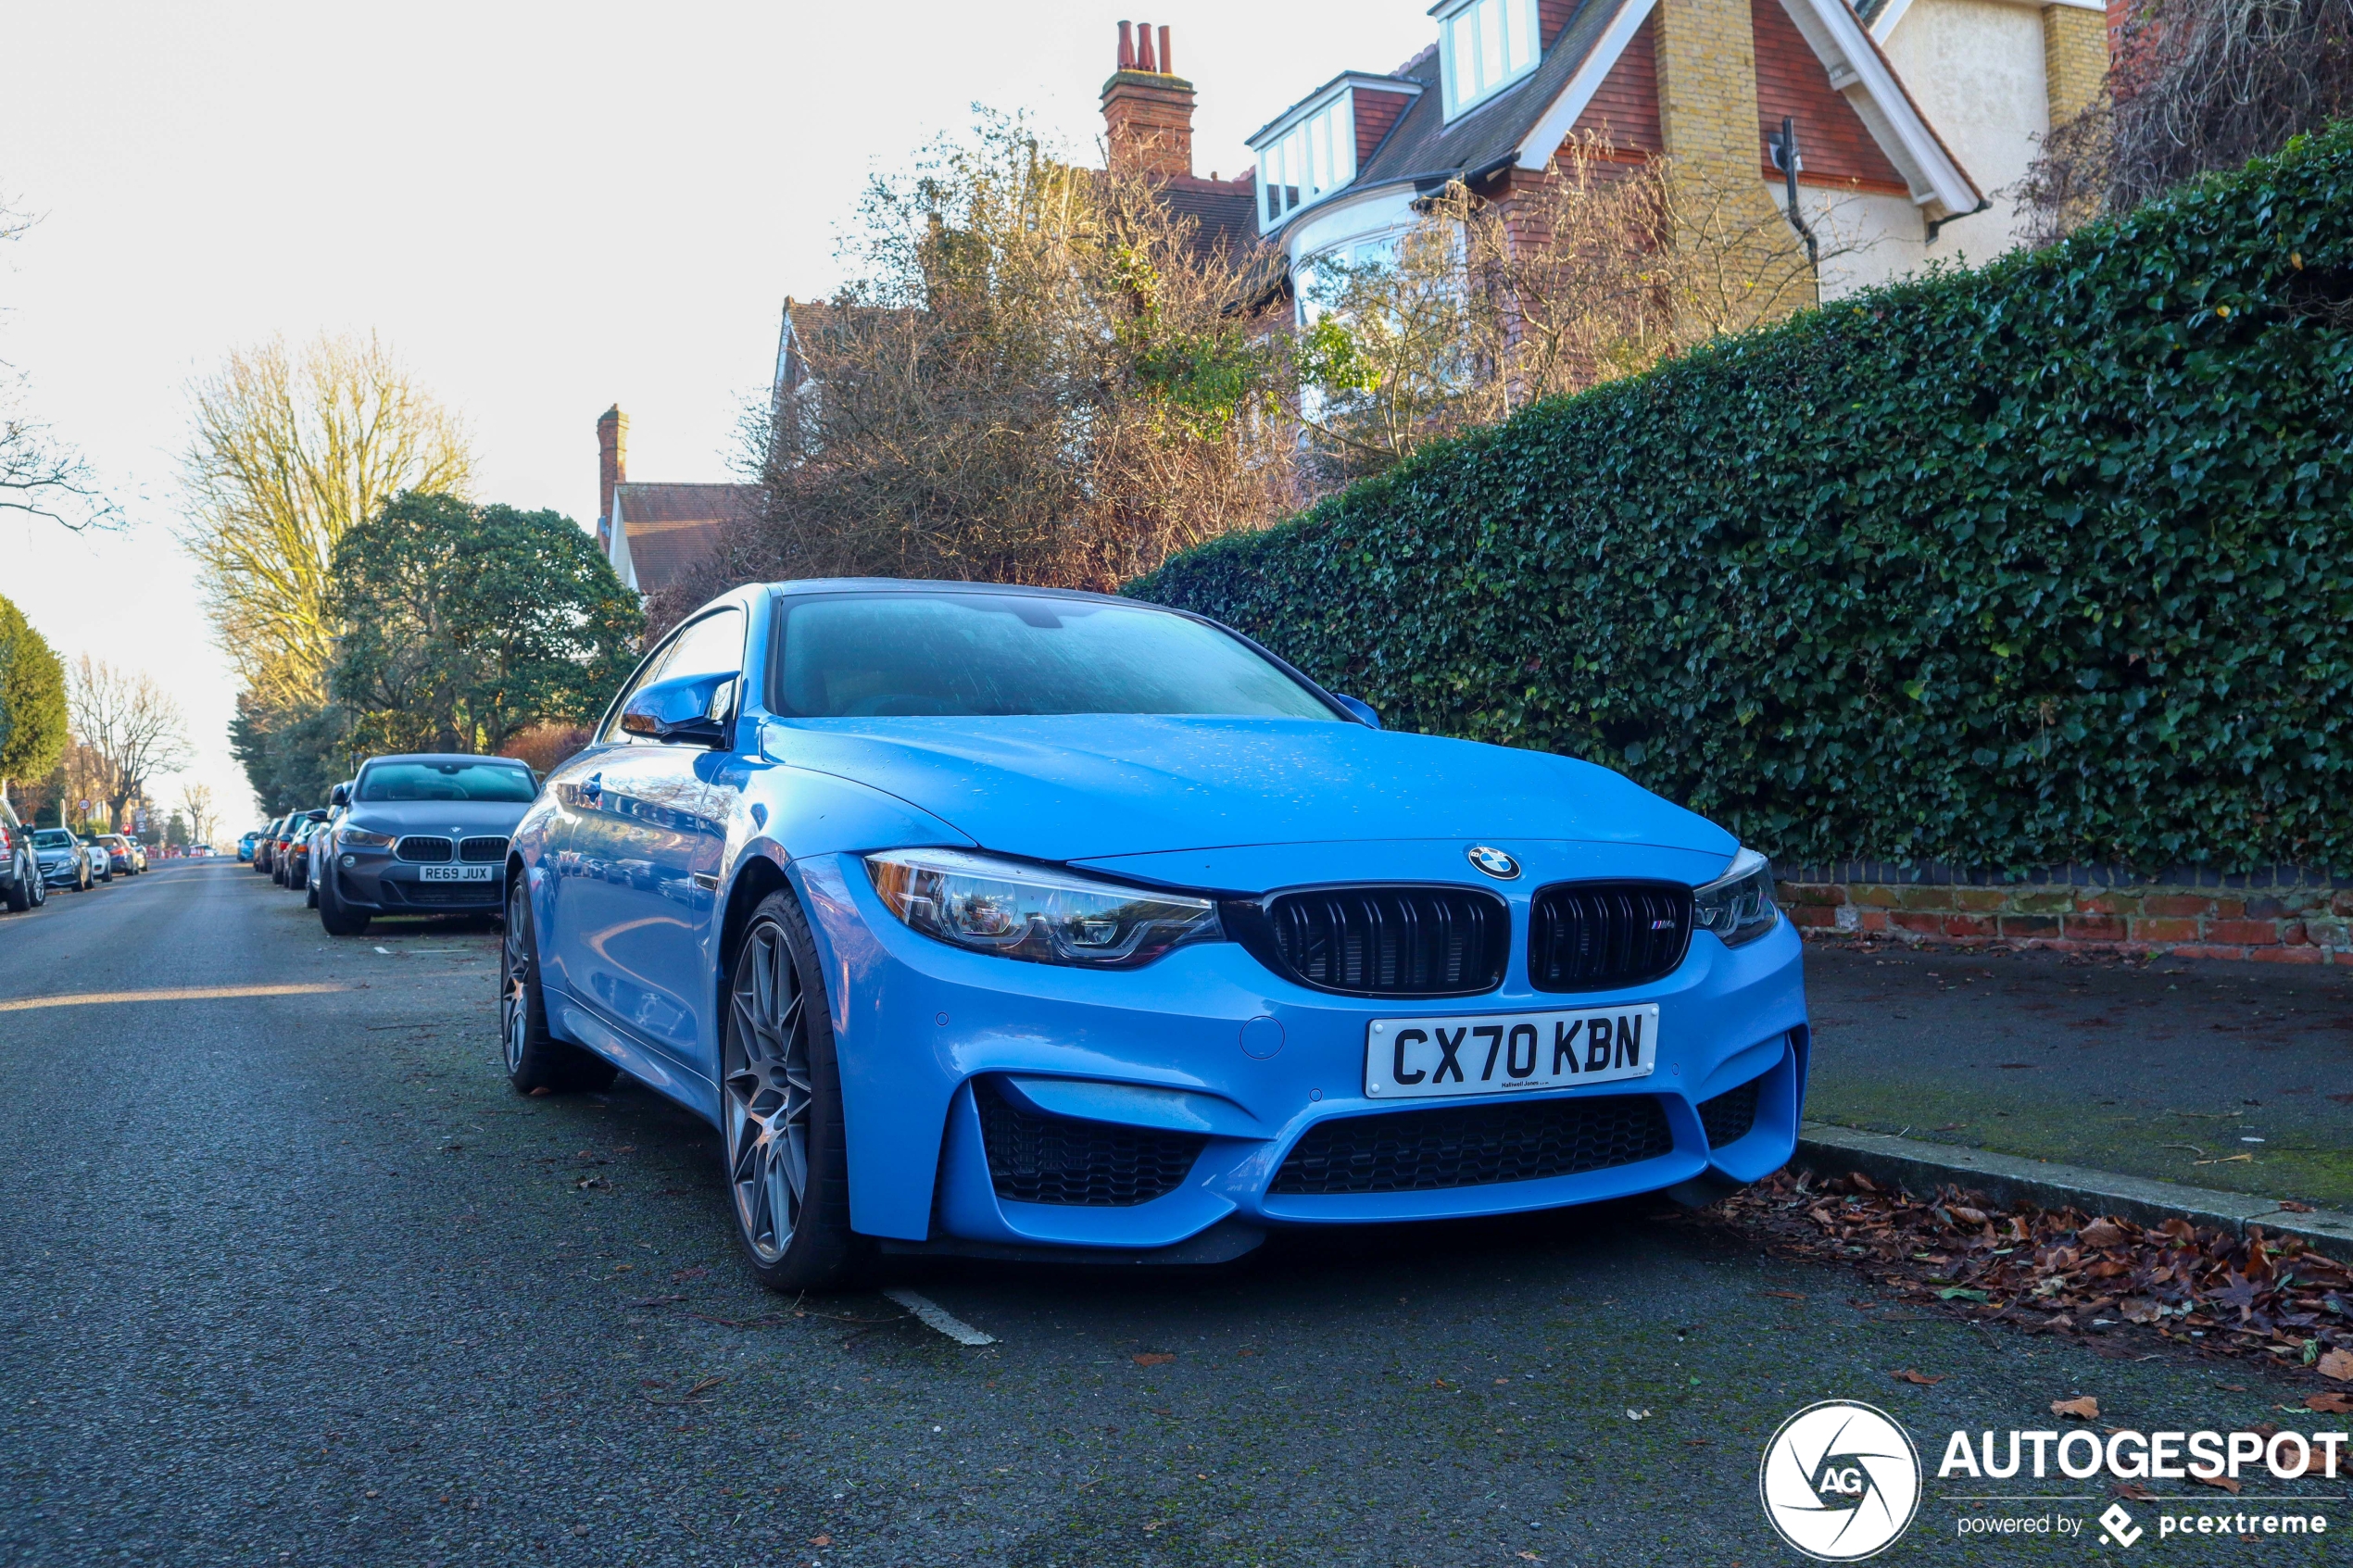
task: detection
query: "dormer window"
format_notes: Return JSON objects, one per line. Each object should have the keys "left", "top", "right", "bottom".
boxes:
{"left": 1434, "top": 0, "right": 1539, "bottom": 119}
{"left": 1257, "top": 94, "right": 1357, "bottom": 226}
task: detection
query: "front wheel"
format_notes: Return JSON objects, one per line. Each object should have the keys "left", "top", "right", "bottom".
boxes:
{"left": 318, "top": 865, "right": 369, "bottom": 936}
{"left": 721, "top": 893, "right": 860, "bottom": 1291}
{"left": 500, "top": 874, "right": 615, "bottom": 1095}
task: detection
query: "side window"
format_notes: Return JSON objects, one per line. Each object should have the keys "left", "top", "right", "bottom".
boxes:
{"left": 599, "top": 607, "right": 747, "bottom": 745}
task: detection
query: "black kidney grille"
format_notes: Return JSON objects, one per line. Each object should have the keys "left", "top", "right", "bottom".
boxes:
{"left": 395, "top": 834, "right": 454, "bottom": 863}
{"left": 1529, "top": 882, "right": 1693, "bottom": 992}
{"left": 1270, "top": 1094, "right": 1673, "bottom": 1196}
{"left": 1262, "top": 886, "right": 1507, "bottom": 997}
{"left": 1697, "top": 1077, "right": 1762, "bottom": 1148}
{"left": 975, "top": 1080, "right": 1206, "bottom": 1208}
{"left": 459, "top": 835, "right": 509, "bottom": 863}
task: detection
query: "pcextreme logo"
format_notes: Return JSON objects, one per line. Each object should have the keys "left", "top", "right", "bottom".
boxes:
{"left": 1759, "top": 1400, "right": 1923, "bottom": 1561}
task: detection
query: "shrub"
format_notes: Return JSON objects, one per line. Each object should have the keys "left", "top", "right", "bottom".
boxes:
{"left": 1131, "top": 127, "right": 2353, "bottom": 873}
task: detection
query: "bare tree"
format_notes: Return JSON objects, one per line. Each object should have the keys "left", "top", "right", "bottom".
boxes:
{"left": 2020, "top": 0, "right": 2353, "bottom": 241}
{"left": 681, "top": 113, "right": 1300, "bottom": 619}
{"left": 68, "top": 657, "right": 191, "bottom": 826}
{"left": 180, "top": 332, "right": 473, "bottom": 708}
{"left": 1294, "top": 137, "right": 1846, "bottom": 477}
{"left": 178, "top": 780, "right": 218, "bottom": 847}
{"left": 0, "top": 192, "right": 116, "bottom": 531}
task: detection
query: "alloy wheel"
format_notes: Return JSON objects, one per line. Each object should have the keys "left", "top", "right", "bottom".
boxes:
{"left": 723, "top": 920, "right": 812, "bottom": 1264}
{"left": 500, "top": 881, "right": 531, "bottom": 1073}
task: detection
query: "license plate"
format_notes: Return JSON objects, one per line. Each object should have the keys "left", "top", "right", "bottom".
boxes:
{"left": 418, "top": 864, "right": 497, "bottom": 882}
{"left": 1365, "top": 1005, "right": 1660, "bottom": 1100}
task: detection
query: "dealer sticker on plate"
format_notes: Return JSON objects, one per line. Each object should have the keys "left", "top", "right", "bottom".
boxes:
{"left": 1364, "top": 1005, "right": 1660, "bottom": 1099}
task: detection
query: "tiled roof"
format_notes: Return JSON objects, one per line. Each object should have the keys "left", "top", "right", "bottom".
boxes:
{"left": 613, "top": 483, "right": 750, "bottom": 596}
{"left": 1154, "top": 173, "right": 1260, "bottom": 255}
{"left": 1350, "top": 0, "right": 1641, "bottom": 193}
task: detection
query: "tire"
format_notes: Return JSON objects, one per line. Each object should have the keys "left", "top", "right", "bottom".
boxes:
{"left": 305, "top": 876, "right": 318, "bottom": 909}
{"left": 4, "top": 857, "right": 30, "bottom": 912}
{"left": 500, "top": 873, "right": 615, "bottom": 1095}
{"left": 318, "top": 865, "right": 370, "bottom": 936}
{"left": 27, "top": 859, "right": 45, "bottom": 908}
{"left": 720, "top": 892, "right": 861, "bottom": 1292}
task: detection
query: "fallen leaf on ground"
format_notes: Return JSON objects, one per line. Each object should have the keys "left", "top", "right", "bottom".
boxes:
{"left": 2051, "top": 1396, "right": 2099, "bottom": 1420}
{"left": 2304, "top": 1392, "right": 2353, "bottom": 1414}
{"left": 2193, "top": 1473, "right": 2242, "bottom": 1494}
{"left": 1937, "top": 1287, "right": 1992, "bottom": 1303}
{"left": 2077, "top": 1220, "right": 2126, "bottom": 1248}
{"left": 1891, "top": 1369, "right": 1944, "bottom": 1386}
{"left": 2277, "top": 1200, "right": 2316, "bottom": 1213}
{"left": 2113, "top": 1483, "right": 2158, "bottom": 1501}
{"left": 2218, "top": 1384, "right": 2246, "bottom": 1392}
{"left": 1762, "top": 1290, "right": 1806, "bottom": 1300}
{"left": 685, "top": 1375, "right": 724, "bottom": 1398}
{"left": 809, "top": 1535, "right": 831, "bottom": 1547}
{"left": 2318, "top": 1348, "right": 2353, "bottom": 1382}
{"left": 1132, "top": 1352, "right": 1175, "bottom": 1367}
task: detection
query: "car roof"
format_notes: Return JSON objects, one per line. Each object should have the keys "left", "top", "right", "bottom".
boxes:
{"left": 766, "top": 578, "right": 1137, "bottom": 609}
{"left": 359, "top": 753, "right": 531, "bottom": 767}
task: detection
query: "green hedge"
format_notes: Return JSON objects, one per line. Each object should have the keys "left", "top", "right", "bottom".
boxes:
{"left": 1132, "top": 127, "right": 2353, "bottom": 873}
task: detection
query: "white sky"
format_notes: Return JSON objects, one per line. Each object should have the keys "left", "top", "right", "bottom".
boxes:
{"left": 0, "top": 0, "right": 1431, "bottom": 827}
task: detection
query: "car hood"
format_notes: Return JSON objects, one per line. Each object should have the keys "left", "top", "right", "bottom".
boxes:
{"left": 339, "top": 799, "right": 533, "bottom": 836}
{"left": 762, "top": 715, "right": 1732, "bottom": 863}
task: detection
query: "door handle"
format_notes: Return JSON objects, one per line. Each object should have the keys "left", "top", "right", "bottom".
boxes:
{"left": 579, "top": 773, "right": 602, "bottom": 803}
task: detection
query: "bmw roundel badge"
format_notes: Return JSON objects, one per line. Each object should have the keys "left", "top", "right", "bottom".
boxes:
{"left": 1466, "top": 845, "right": 1520, "bottom": 880}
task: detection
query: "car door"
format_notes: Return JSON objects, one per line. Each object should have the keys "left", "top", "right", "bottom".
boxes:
{"left": 550, "top": 606, "right": 746, "bottom": 1078}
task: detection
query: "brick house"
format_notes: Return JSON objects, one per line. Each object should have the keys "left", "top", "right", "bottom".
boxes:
{"left": 1234, "top": 0, "right": 2108, "bottom": 311}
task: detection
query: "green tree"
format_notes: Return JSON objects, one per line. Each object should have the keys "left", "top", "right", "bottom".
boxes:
{"left": 229, "top": 690, "right": 352, "bottom": 813}
{"left": 328, "top": 491, "right": 643, "bottom": 757}
{"left": 0, "top": 593, "right": 69, "bottom": 793}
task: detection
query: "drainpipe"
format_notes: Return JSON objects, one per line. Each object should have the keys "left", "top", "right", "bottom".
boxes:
{"left": 1769, "top": 117, "right": 1819, "bottom": 271}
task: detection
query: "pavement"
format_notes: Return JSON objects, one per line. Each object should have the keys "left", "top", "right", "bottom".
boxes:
{"left": 1804, "top": 945, "right": 2353, "bottom": 1211}
{"left": 1, "top": 864, "right": 2344, "bottom": 1565}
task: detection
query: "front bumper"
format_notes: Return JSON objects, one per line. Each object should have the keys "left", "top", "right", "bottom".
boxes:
{"left": 792, "top": 851, "right": 1808, "bottom": 1251}
{"left": 332, "top": 856, "right": 505, "bottom": 912}
{"left": 37, "top": 858, "right": 81, "bottom": 885}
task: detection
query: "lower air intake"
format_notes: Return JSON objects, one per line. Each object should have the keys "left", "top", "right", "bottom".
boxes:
{"left": 975, "top": 1079, "right": 1206, "bottom": 1208}
{"left": 1270, "top": 1094, "right": 1673, "bottom": 1196}
{"left": 1696, "top": 1077, "right": 1762, "bottom": 1148}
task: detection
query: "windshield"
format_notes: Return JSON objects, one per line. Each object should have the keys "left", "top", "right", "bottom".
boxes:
{"left": 33, "top": 830, "right": 74, "bottom": 848}
{"left": 774, "top": 594, "right": 1340, "bottom": 721}
{"left": 357, "top": 760, "right": 537, "bottom": 803}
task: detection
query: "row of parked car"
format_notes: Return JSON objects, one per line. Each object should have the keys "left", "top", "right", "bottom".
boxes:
{"left": 0, "top": 793, "right": 151, "bottom": 912}
{"left": 242, "top": 752, "right": 541, "bottom": 936}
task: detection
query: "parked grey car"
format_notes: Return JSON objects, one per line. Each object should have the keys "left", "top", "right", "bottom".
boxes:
{"left": 318, "top": 755, "right": 539, "bottom": 936}
{"left": 31, "top": 829, "right": 92, "bottom": 892}
{"left": 1, "top": 797, "right": 46, "bottom": 910}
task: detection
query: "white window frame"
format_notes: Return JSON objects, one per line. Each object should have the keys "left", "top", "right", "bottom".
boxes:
{"left": 1253, "top": 89, "right": 1361, "bottom": 230}
{"left": 1435, "top": 0, "right": 1540, "bottom": 120}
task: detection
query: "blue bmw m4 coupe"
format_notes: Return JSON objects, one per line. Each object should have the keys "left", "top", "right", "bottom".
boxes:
{"left": 502, "top": 579, "right": 1807, "bottom": 1288}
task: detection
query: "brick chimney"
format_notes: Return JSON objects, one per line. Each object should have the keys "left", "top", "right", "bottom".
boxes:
{"left": 1101, "top": 20, "right": 1195, "bottom": 180}
{"left": 596, "top": 405, "right": 627, "bottom": 550}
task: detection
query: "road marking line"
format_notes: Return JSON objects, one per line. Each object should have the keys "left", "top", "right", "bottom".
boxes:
{"left": 883, "top": 1288, "right": 998, "bottom": 1346}
{"left": 0, "top": 984, "right": 351, "bottom": 1013}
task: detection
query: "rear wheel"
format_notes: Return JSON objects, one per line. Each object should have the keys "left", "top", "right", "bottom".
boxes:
{"left": 721, "top": 893, "right": 860, "bottom": 1291}
{"left": 500, "top": 874, "right": 615, "bottom": 1095}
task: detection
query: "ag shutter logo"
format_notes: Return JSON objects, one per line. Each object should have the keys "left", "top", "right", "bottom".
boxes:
{"left": 1759, "top": 1400, "right": 1923, "bottom": 1561}
{"left": 2098, "top": 1502, "right": 2144, "bottom": 1547}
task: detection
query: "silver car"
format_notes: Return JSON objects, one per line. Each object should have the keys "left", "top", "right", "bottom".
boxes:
{"left": 32, "top": 830, "right": 93, "bottom": 892}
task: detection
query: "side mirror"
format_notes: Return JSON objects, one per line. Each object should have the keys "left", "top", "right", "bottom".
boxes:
{"left": 329, "top": 783, "right": 350, "bottom": 809}
{"left": 622, "top": 671, "right": 736, "bottom": 747}
{"left": 305, "top": 809, "right": 330, "bottom": 823}
{"left": 1333, "top": 694, "right": 1381, "bottom": 729}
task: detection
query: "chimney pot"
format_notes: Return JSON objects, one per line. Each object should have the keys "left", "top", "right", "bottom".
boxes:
{"left": 1137, "top": 19, "right": 1156, "bottom": 72}
{"left": 1158, "top": 26, "right": 1172, "bottom": 76}
{"left": 1117, "top": 19, "right": 1133, "bottom": 69}
{"left": 1101, "top": 18, "right": 1194, "bottom": 180}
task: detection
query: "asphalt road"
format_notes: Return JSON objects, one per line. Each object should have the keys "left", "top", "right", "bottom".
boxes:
{"left": 1806, "top": 947, "right": 2353, "bottom": 1209}
{"left": 1, "top": 864, "right": 2341, "bottom": 1566}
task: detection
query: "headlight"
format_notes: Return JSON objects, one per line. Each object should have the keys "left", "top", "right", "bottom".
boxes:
{"left": 1694, "top": 847, "right": 1779, "bottom": 947}
{"left": 339, "top": 826, "right": 393, "bottom": 849}
{"left": 864, "top": 848, "right": 1223, "bottom": 969}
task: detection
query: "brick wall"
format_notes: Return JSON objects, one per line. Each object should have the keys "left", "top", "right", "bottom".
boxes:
{"left": 1778, "top": 863, "right": 2353, "bottom": 963}
{"left": 2043, "top": 4, "right": 2109, "bottom": 125}
{"left": 1572, "top": 14, "right": 1663, "bottom": 155}
{"left": 1752, "top": 0, "right": 1909, "bottom": 193}
{"left": 1654, "top": 0, "right": 1817, "bottom": 322}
